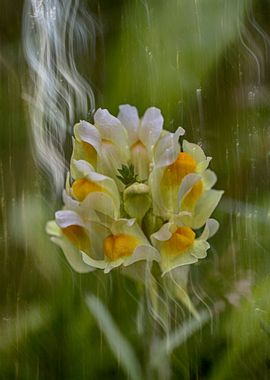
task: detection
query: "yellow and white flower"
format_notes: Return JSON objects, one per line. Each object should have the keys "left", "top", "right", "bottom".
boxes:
{"left": 64, "top": 159, "right": 120, "bottom": 221}
{"left": 151, "top": 218, "right": 219, "bottom": 275}
{"left": 150, "top": 131, "right": 223, "bottom": 228}
{"left": 81, "top": 218, "right": 160, "bottom": 273}
{"left": 47, "top": 210, "right": 159, "bottom": 274}
{"left": 118, "top": 105, "right": 164, "bottom": 181}
{"left": 47, "top": 103, "right": 223, "bottom": 316}
{"left": 46, "top": 210, "right": 94, "bottom": 273}
{"left": 177, "top": 170, "right": 223, "bottom": 228}
{"left": 72, "top": 108, "right": 130, "bottom": 185}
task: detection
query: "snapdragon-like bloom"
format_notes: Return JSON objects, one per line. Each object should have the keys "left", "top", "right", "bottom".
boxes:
{"left": 47, "top": 105, "right": 223, "bottom": 310}
{"left": 118, "top": 105, "right": 163, "bottom": 181}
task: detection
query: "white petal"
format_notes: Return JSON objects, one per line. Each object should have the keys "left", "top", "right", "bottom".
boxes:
{"left": 151, "top": 222, "right": 173, "bottom": 243}
{"left": 208, "top": 218, "right": 220, "bottom": 238}
{"left": 104, "top": 259, "right": 125, "bottom": 273}
{"left": 123, "top": 245, "right": 160, "bottom": 266}
{"left": 111, "top": 219, "right": 149, "bottom": 245}
{"left": 202, "top": 169, "right": 217, "bottom": 190}
{"left": 199, "top": 218, "right": 220, "bottom": 240}
{"left": 55, "top": 210, "right": 85, "bottom": 228}
{"left": 178, "top": 173, "right": 202, "bottom": 204}
{"left": 111, "top": 218, "right": 136, "bottom": 232}
{"left": 161, "top": 252, "right": 198, "bottom": 276}
{"left": 154, "top": 127, "right": 184, "bottom": 168}
{"left": 86, "top": 258, "right": 123, "bottom": 274}
{"left": 169, "top": 212, "right": 191, "bottom": 226}
{"left": 139, "top": 107, "right": 163, "bottom": 149}
{"left": 130, "top": 142, "right": 150, "bottom": 181}
{"left": 93, "top": 212, "right": 114, "bottom": 229}
{"left": 46, "top": 220, "right": 61, "bottom": 237}
{"left": 81, "top": 254, "right": 107, "bottom": 269}
{"left": 75, "top": 121, "right": 101, "bottom": 152}
{"left": 97, "top": 141, "right": 128, "bottom": 185}
{"left": 51, "top": 236, "right": 94, "bottom": 273}
{"left": 183, "top": 140, "right": 206, "bottom": 163}
{"left": 149, "top": 168, "right": 171, "bottom": 218}
{"left": 82, "top": 192, "right": 120, "bottom": 220}
{"left": 189, "top": 240, "right": 210, "bottom": 259}
{"left": 88, "top": 222, "right": 110, "bottom": 259}
{"left": 189, "top": 190, "right": 224, "bottom": 229}
{"left": 71, "top": 160, "right": 95, "bottom": 178}
{"left": 72, "top": 159, "right": 121, "bottom": 212}
{"left": 71, "top": 136, "right": 97, "bottom": 170}
{"left": 94, "top": 108, "right": 129, "bottom": 151}
{"left": 70, "top": 159, "right": 94, "bottom": 180}
{"left": 62, "top": 192, "right": 99, "bottom": 223}
{"left": 196, "top": 157, "right": 212, "bottom": 173}
{"left": 62, "top": 190, "right": 80, "bottom": 211}
{"left": 118, "top": 104, "right": 139, "bottom": 145}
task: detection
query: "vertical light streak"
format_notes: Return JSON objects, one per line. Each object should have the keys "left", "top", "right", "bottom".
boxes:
{"left": 22, "top": 0, "right": 96, "bottom": 192}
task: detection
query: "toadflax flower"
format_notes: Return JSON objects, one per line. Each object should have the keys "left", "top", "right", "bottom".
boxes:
{"left": 47, "top": 104, "right": 223, "bottom": 312}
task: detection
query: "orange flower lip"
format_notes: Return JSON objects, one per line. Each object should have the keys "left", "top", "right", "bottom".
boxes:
{"left": 72, "top": 178, "right": 104, "bottom": 201}
{"left": 62, "top": 224, "right": 91, "bottom": 252}
{"left": 104, "top": 233, "right": 139, "bottom": 261}
{"left": 182, "top": 179, "right": 203, "bottom": 210}
{"left": 82, "top": 141, "right": 97, "bottom": 165}
{"left": 163, "top": 226, "right": 195, "bottom": 257}
{"left": 162, "top": 152, "right": 197, "bottom": 187}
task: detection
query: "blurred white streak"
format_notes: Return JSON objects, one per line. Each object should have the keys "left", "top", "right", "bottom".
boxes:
{"left": 86, "top": 294, "right": 142, "bottom": 380}
{"left": 22, "top": 0, "right": 96, "bottom": 192}
{"left": 151, "top": 309, "right": 210, "bottom": 370}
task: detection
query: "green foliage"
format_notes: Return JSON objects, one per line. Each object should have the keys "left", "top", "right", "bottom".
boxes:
{"left": 116, "top": 163, "right": 138, "bottom": 186}
{"left": 103, "top": 0, "right": 251, "bottom": 123}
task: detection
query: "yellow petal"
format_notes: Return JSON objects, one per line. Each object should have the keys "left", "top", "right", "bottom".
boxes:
{"left": 62, "top": 225, "right": 91, "bottom": 252}
{"left": 104, "top": 233, "right": 139, "bottom": 261}
{"left": 183, "top": 189, "right": 224, "bottom": 229}
{"left": 160, "top": 152, "right": 197, "bottom": 212}
{"left": 81, "top": 141, "right": 97, "bottom": 166}
{"left": 182, "top": 140, "right": 206, "bottom": 163}
{"left": 162, "top": 152, "right": 197, "bottom": 187}
{"left": 72, "top": 121, "right": 100, "bottom": 168}
{"left": 51, "top": 236, "right": 94, "bottom": 273}
{"left": 181, "top": 179, "right": 203, "bottom": 211}
{"left": 71, "top": 178, "right": 104, "bottom": 201}
{"left": 162, "top": 226, "right": 195, "bottom": 257}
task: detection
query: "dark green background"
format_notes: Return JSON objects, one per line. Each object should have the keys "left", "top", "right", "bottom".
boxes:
{"left": 1, "top": 1, "right": 270, "bottom": 379}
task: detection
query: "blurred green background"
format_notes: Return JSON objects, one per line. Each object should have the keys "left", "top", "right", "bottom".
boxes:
{"left": 1, "top": 0, "right": 270, "bottom": 379}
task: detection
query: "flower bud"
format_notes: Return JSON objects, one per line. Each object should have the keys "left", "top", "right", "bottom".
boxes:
{"left": 123, "top": 182, "right": 151, "bottom": 222}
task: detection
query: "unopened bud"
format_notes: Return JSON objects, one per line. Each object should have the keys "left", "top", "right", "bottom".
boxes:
{"left": 123, "top": 182, "right": 151, "bottom": 222}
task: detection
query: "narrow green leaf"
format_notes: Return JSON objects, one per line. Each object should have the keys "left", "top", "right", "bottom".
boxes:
{"left": 86, "top": 295, "right": 142, "bottom": 380}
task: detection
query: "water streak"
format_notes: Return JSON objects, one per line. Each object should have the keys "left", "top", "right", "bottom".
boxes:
{"left": 22, "top": 0, "right": 96, "bottom": 192}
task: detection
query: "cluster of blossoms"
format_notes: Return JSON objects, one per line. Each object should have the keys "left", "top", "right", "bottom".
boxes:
{"left": 47, "top": 105, "right": 223, "bottom": 299}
